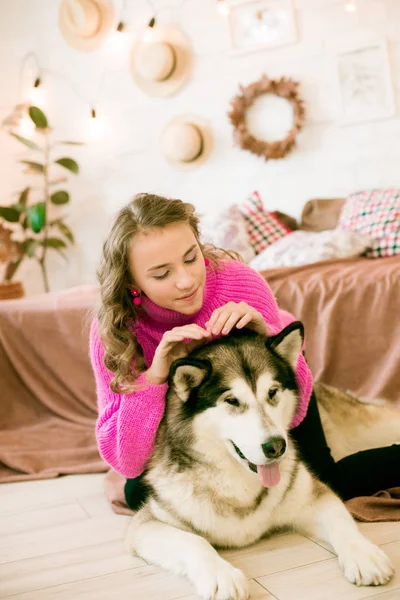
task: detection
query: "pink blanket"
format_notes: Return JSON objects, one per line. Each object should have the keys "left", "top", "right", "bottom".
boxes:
{"left": 1, "top": 256, "right": 399, "bottom": 521}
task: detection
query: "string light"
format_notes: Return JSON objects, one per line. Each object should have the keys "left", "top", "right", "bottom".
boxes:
{"left": 142, "top": 17, "right": 157, "bottom": 42}
{"left": 2, "top": 0, "right": 198, "bottom": 149}
{"left": 28, "top": 77, "right": 45, "bottom": 108}
{"left": 104, "top": 19, "right": 132, "bottom": 62}
{"left": 18, "top": 112, "right": 36, "bottom": 137}
{"left": 3, "top": 0, "right": 163, "bottom": 145}
{"left": 87, "top": 107, "right": 107, "bottom": 142}
{"left": 102, "top": 0, "right": 132, "bottom": 60}
{"left": 217, "top": 0, "right": 230, "bottom": 16}
{"left": 344, "top": 0, "right": 357, "bottom": 12}
{"left": 2, "top": 52, "right": 112, "bottom": 143}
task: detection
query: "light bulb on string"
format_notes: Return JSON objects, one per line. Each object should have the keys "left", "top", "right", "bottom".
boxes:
{"left": 28, "top": 77, "right": 45, "bottom": 109}
{"left": 344, "top": 0, "right": 357, "bottom": 12}
{"left": 217, "top": 0, "right": 230, "bottom": 16}
{"left": 18, "top": 113, "right": 36, "bottom": 138}
{"left": 86, "top": 108, "right": 107, "bottom": 142}
{"left": 142, "top": 17, "right": 156, "bottom": 42}
{"left": 104, "top": 20, "right": 132, "bottom": 64}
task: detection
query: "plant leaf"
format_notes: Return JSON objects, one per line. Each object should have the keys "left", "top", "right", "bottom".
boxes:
{"left": 58, "top": 141, "right": 84, "bottom": 146}
{"left": 20, "top": 160, "right": 45, "bottom": 174}
{"left": 27, "top": 202, "right": 46, "bottom": 233}
{"left": 54, "top": 248, "right": 69, "bottom": 262}
{"left": 54, "top": 157, "right": 79, "bottom": 174}
{"left": 21, "top": 239, "right": 38, "bottom": 258}
{"left": 29, "top": 106, "right": 48, "bottom": 129}
{"left": 12, "top": 203, "right": 28, "bottom": 213}
{"left": 10, "top": 133, "right": 42, "bottom": 151}
{"left": 19, "top": 187, "right": 30, "bottom": 206}
{"left": 21, "top": 215, "right": 29, "bottom": 230}
{"left": 41, "top": 237, "right": 67, "bottom": 248}
{"left": 0, "top": 206, "right": 20, "bottom": 222}
{"left": 51, "top": 191, "right": 70, "bottom": 205}
{"left": 51, "top": 219, "right": 74, "bottom": 243}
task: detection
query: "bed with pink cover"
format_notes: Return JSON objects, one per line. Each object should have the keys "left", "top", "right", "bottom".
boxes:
{"left": 1, "top": 255, "right": 399, "bottom": 520}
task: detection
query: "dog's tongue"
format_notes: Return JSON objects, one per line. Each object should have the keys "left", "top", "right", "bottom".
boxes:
{"left": 257, "top": 464, "right": 281, "bottom": 487}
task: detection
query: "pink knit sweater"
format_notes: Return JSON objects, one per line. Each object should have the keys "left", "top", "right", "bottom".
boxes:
{"left": 90, "top": 260, "right": 313, "bottom": 478}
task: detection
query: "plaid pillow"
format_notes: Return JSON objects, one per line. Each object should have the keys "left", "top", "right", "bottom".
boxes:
{"left": 238, "top": 191, "right": 292, "bottom": 254}
{"left": 337, "top": 189, "right": 400, "bottom": 258}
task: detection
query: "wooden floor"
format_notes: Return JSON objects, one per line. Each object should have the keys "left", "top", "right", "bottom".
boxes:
{"left": 1, "top": 473, "right": 399, "bottom": 600}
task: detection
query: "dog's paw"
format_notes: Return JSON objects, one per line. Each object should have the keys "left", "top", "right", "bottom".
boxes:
{"left": 193, "top": 556, "right": 249, "bottom": 600}
{"left": 339, "top": 538, "right": 394, "bottom": 586}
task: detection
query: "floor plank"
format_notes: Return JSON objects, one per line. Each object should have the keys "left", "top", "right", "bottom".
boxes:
{"left": 0, "top": 502, "right": 89, "bottom": 537}
{"left": 256, "top": 541, "right": 400, "bottom": 600}
{"left": 175, "top": 579, "right": 277, "bottom": 599}
{"left": 0, "top": 513, "right": 130, "bottom": 564}
{"left": 0, "top": 565, "right": 193, "bottom": 600}
{"left": 75, "top": 491, "right": 116, "bottom": 518}
{"left": 303, "top": 521, "right": 400, "bottom": 555}
{"left": 365, "top": 590, "right": 400, "bottom": 600}
{"left": 0, "top": 540, "right": 144, "bottom": 598}
{"left": 220, "top": 531, "right": 333, "bottom": 578}
{"left": 0, "top": 474, "right": 105, "bottom": 516}
{"left": 358, "top": 522, "right": 400, "bottom": 547}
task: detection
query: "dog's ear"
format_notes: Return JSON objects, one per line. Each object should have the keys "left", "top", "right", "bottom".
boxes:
{"left": 267, "top": 321, "right": 304, "bottom": 369}
{"left": 169, "top": 358, "right": 212, "bottom": 402}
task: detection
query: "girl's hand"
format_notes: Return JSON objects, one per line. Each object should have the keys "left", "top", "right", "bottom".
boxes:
{"left": 205, "top": 302, "right": 269, "bottom": 337}
{"left": 146, "top": 324, "right": 211, "bottom": 385}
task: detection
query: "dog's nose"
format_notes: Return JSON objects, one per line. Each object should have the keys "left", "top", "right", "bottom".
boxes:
{"left": 261, "top": 437, "right": 286, "bottom": 459}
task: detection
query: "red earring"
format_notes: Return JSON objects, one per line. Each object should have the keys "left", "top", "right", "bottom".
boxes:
{"left": 130, "top": 288, "right": 142, "bottom": 305}
{"left": 204, "top": 257, "right": 210, "bottom": 266}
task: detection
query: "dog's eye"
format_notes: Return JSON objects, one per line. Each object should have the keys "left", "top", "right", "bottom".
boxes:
{"left": 225, "top": 397, "right": 240, "bottom": 407}
{"left": 268, "top": 387, "right": 278, "bottom": 400}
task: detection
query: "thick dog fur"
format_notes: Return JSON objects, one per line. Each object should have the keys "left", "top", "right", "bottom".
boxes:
{"left": 126, "top": 323, "right": 397, "bottom": 600}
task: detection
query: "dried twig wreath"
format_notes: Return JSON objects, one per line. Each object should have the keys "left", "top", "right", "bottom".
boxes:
{"left": 228, "top": 75, "right": 305, "bottom": 161}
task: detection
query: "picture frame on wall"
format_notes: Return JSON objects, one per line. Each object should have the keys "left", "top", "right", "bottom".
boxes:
{"left": 228, "top": 0, "right": 297, "bottom": 55}
{"left": 336, "top": 42, "right": 395, "bottom": 125}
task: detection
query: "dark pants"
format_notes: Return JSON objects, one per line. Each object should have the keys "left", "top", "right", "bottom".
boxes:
{"left": 125, "top": 475, "right": 149, "bottom": 511}
{"left": 125, "top": 391, "right": 400, "bottom": 509}
{"left": 290, "top": 391, "right": 400, "bottom": 500}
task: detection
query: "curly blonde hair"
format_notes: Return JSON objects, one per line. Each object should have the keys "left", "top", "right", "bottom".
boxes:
{"left": 97, "top": 193, "right": 241, "bottom": 394}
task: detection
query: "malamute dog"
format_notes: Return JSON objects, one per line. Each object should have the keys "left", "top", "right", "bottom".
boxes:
{"left": 126, "top": 323, "right": 398, "bottom": 599}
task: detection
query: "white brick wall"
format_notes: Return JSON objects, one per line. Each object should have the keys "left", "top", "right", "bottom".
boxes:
{"left": 0, "top": 0, "right": 399, "bottom": 295}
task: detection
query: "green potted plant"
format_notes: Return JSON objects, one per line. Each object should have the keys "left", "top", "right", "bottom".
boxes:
{"left": 0, "top": 105, "right": 81, "bottom": 296}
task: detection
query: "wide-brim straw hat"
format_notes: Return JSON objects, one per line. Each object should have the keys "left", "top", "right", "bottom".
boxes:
{"left": 59, "top": 0, "right": 117, "bottom": 52}
{"left": 131, "top": 25, "right": 193, "bottom": 97}
{"left": 161, "top": 115, "right": 213, "bottom": 170}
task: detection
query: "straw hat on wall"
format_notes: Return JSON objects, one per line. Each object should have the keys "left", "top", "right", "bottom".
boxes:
{"left": 131, "top": 25, "right": 193, "bottom": 97}
{"left": 161, "top": 115, "right": 213, "bottom": 170}
{"left": 59, "top": 0, "right": 116, "bottom": 52}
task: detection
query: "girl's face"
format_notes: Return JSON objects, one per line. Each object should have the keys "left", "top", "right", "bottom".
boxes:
{"left": 128, "top": 222, "right": 206, "bottom": 315}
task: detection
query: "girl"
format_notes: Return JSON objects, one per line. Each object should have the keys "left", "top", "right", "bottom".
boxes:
{"left": 90, "top": 193, "right": 399, "bottom": 510}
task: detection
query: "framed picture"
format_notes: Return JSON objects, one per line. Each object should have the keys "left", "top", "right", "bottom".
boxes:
{"left": 336, "top": 43, "right": 395, "bottom": 125}
{"left": 228, "top": 0, "right": 297, "bottom": 55}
